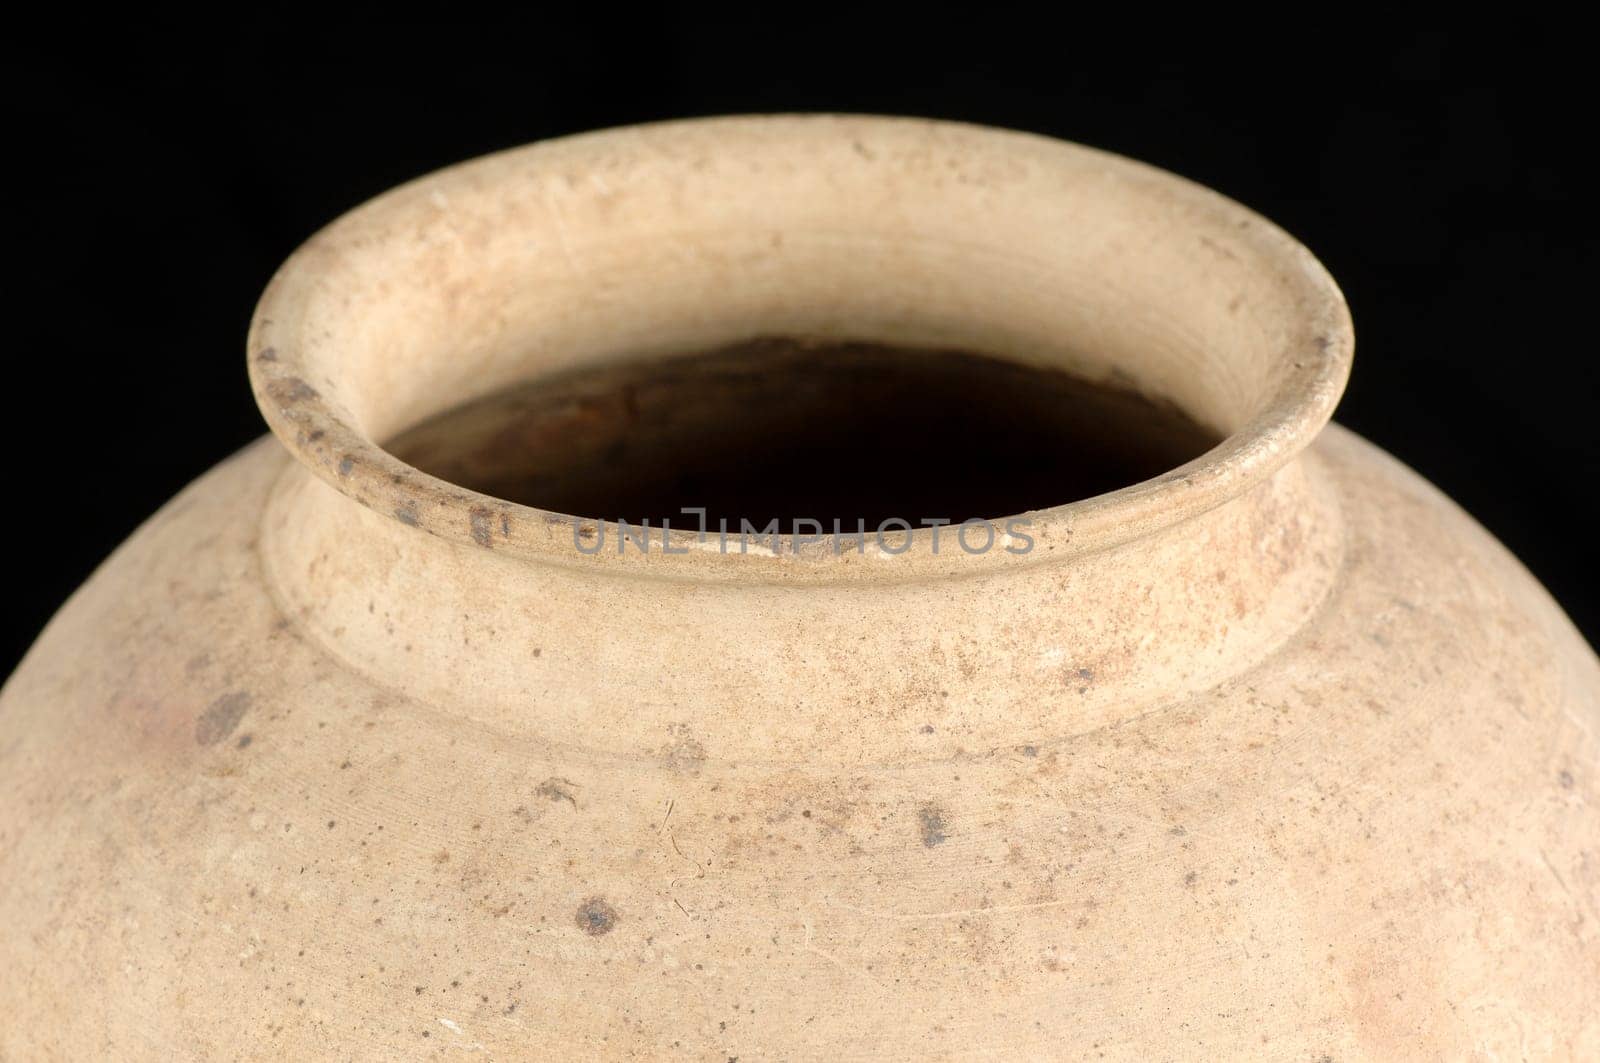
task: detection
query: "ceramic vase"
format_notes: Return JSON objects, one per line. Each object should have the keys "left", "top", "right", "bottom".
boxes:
{"left": 2, "top": 116, "right": 1596, "bottom": 1060}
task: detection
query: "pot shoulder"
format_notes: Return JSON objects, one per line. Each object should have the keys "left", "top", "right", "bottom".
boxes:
{"left": 1, "top": 428, "right": 1596, "bottom": 1061}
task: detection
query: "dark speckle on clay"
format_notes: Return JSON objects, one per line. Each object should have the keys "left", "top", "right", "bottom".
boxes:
{"left": 576, "top": 897, "right": 618, "bottom": 936}
{"left": 469, "top": 507, "right": 494, "bottom": 547}
{"left": 195, "top": 691, "right": 252, "bottom": 746}
{"left": 535, "top": 778, "right": 579, "bottom": 806}
{"left": 269, "top": 376, "right": 320, "bottom": 404}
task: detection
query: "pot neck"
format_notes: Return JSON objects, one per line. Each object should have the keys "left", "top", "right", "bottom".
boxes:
{"left": 260, "top": 447, "right": 1343, "bottom": 766}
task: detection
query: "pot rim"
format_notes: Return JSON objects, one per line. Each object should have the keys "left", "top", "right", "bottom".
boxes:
{"left": 247, "top": 113, "right": 1352, "bottom": 584}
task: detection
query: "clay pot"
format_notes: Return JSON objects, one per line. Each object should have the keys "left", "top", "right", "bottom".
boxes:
{"left": 3, "top": 116, "right": 1596, "bottom": 1059}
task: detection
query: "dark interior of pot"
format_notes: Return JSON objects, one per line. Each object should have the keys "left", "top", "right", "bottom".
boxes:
{"left": 383, "top": 339, "right": 1221, "bottom": 531}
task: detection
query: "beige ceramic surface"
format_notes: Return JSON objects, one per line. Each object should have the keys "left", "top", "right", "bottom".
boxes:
{"left": 2, "top": 116, "right": 1596, "bottom": 1059}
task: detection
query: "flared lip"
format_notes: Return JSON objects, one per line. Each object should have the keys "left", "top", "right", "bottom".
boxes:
{"left": 247, "top": 114, "right": 1352, "bottom": 585}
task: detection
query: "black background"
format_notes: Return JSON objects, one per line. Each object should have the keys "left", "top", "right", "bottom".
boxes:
{"left": 4, "top": 19, "right": 1593, "bottom": 675}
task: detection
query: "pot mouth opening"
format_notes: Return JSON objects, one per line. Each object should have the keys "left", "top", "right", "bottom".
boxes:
{"left": 382, "top": 337, "right": 1224, "bottom": 539}
{"left": 248, "top": 114, "right": 1351, "bottom": 582}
